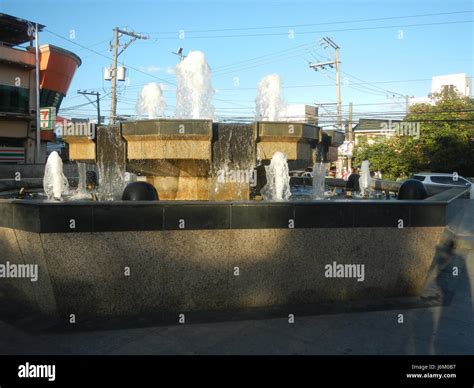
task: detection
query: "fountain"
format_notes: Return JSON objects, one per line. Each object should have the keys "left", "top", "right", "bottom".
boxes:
{"left": 0, "top": 52, "right": 469, "bottom": 328}
{"left": 70, "top": 162, "right": 91, "bottom": 200}
{"left": 175, "top": 50, "right": 215, "bottom": 120}
{"left": 312, "top": 162, "right": 327, "bottom": 200}
{"left": 256, "top": 74, "right": 286, "bottom": 121}
{"left": 359, "top": 160, "right": 371, "bottom": 197}
{"left": 96, "top": 125, "right": 127, "bottom": 201}
{"left": 1, "top": 118, "right": 468, "bottom": 324}
{"left": 43, "top": 151, "right": 69, "bottom": 200}
{"left": 260, "top": 151, "right": 291, "bottom": 200}
{"left": 136, "top": 82, "right": 166, "bottom": 119}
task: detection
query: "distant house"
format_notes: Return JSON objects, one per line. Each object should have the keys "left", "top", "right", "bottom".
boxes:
{"left": 352, "top": 118, "right": 403, "bottom": 146}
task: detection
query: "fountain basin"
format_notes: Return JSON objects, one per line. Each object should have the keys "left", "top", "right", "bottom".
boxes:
{"left": 0, "top": 188, "right": 467, "bottom": 324}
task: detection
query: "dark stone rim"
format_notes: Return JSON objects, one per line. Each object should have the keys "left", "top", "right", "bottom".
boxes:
{"left": 0, "top": 198, "right": 453, "bottom": 233}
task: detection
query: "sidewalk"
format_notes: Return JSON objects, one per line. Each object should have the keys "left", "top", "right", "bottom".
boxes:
{"left": 447, "top": 199, "right": 474, "bottom": 250}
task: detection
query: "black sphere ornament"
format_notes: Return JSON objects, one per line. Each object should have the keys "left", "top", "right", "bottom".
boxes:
{"left": 397, "top": 179, "right": 427, "bottom": 200}
{"left": 122, "top": 182, "right": 159, "bottom": 201}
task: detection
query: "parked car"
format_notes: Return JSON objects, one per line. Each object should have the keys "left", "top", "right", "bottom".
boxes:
{"left": 411, "top": 173, "right": 472, "bottom": 188}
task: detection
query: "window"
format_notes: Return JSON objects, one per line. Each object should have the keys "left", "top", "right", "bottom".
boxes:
{"left": 0, "top": 85, "right": 29, "bottom": 114}
{"left": 40, "top": 89, "right": 64, "bottom": 109}
{"left": 412, "top": 175, "right": 426, "bottom": 182}
{"left": 431, "top": 176, "right": 469, "bottom": 186}
{"left": 441, "top": 85, "right": 456, "bottom": 93}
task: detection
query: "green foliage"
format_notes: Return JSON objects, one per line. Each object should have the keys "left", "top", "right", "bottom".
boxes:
{"left": 354, "top": 89, "right": 474, "bottom": 180}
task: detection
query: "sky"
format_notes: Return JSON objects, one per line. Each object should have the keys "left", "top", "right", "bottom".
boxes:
{"left": 1, "top": 0, "right": 473, "bottom": 126}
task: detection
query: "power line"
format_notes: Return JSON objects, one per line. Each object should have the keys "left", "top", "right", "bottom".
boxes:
{"left": 146, "top": 20, "right": 473, "bottom": 40}
{"left": 147, "top": 10, "right": 473, "bottom": 34}
{"left": 44, "top": 28, "right": 252, "bottom": 113}
{"left": 57, "top": 25, "right": 465, "bottom": 104}
{"left": 77, "top": 90, "right": 102, "bottom": 124}
{"left": 44, "top": 29, "right": 177, "bottom": 87}
{"left": 60, "top": 92, "right": 111, "bottom": 110}
{"left": 212, "top": 43, "right": 315, "bottom": 73}
{"left": 214, "top": 78, "right": 435, "bottom": 91}
{"left": 213, "top": 50, "right": 311, "bottom": 77}
{"left": 310, "top": 49, "right": 405, "bottom": 98}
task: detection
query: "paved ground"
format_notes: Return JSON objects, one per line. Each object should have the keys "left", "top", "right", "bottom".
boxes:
{"left": 447, "top": 199, "right": 474, "bottom": 250}
{"left": 0, "top": 248, "right": 472, "bottom": 356}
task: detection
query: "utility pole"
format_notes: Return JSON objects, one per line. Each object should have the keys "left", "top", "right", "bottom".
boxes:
{"left": 34, "top": 23, "right": 41, "bottom": 164}
{"left": 309, "top": 37, "right": 341, "bottom": 130}
{"left": 348, "top": 102, "right": 353, "bottom": 142}
{"left": 405, "top": 95, "right": 414, "bottom": 115}
{"left": 347, "top": 101, "right": 353, "bottom": 172}
{"left": 108, "top": 27, "right": 148, "bottom": 124}
{"left": 109, "top": 28, "right": 119, "bottom": 125}
{"left": 335, "top": 46, "right": 341, "bottom": 130}
{"left": 78, "top": 90, "right": 101, "bottom": 124}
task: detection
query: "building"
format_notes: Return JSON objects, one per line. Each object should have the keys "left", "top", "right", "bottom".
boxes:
{"left": 333, "top": 118, "right": 406, "bottom": 176}
{"left": 0, "top": 13, "right": 81, "bottom": 163}
{"left": 352, "top": 118, "right": 403, "bottom": 146}
{"left": 281, "top": 104, "right": 318, "bottom": 125}
{"left": 431, "top": 73, "right": 471, "bottom": 96}
{"left": 410, "top": 73, "right": 472, "bottom": 105}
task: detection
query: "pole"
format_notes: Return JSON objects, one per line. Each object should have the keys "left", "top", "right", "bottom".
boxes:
{"left": 309, "top": 37, "right": 341, "bottom": 130}
{"left": 348, "top": 102, "right": 353, "bottom": 141}
{"left": 34, "top": 23, "right": 41, "bottom": 164}
{"left": 78, "top": 90, "right": 101, "bottom": 124}
{"left": 96, "top": 92, "right": 101, "bottom": 124}
{"left": 335, "top": 47, "right": 341, "bottom": 131}
{"left": 109, "top": 27, "right": 119, "bottom": 125}
{"left": 348, "top": 101, "right": 353, "bottom": 172}
{"left": 108, "top": 28, "right": 147, "bottom": 124}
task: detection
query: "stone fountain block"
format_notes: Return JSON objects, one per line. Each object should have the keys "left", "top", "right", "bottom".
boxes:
{"left": 122, "top": 119, "right": 213, "bottom": 200}
{"left": 125, "top": 157, "right": 211, "bottom": 200}
{"left": 62, "top": 135, "right": 96, "bottom": 162}
{"left": 210, "top": 123, "right": 258, "bottom": 201}
{"left": 122, "top": 119, "right": 212, "bottom": 160}
{"left": 146, "top": 176, "right": 211, "bottom": 200}
{"left": 256, "top": 121, "right": 318, "bottom": 163}
{"left": 321, "top": 129, "right": 345, "bottom": 163}
{"left": 127, "top": 159, "right": 210, "bottom": 178}
{"left": 323, "top": 129, "right": 345, "bottom": 147}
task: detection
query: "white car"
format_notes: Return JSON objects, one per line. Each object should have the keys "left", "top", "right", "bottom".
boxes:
{"left": 412, "top": 173, "right": 472, "bottom": 188}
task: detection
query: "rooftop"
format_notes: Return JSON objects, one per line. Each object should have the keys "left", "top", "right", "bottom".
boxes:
{"left": 353, "top": 118, "right": 402, "bottom": 132}
{"left": 0, "top": 13, "right": 45, "bottom": 47}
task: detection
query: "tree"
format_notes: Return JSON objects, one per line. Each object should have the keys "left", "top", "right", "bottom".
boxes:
{"left": 354, "top": 89, "right": 474, "bottom": 180}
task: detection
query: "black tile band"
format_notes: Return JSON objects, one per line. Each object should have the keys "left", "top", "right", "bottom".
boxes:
{"left": 0, "top": 200, "right": 448, "bottom": 233}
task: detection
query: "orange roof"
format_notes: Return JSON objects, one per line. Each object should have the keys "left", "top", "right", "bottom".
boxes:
{"left": 39, "top": 44, "right": 81, "bottom": 96}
